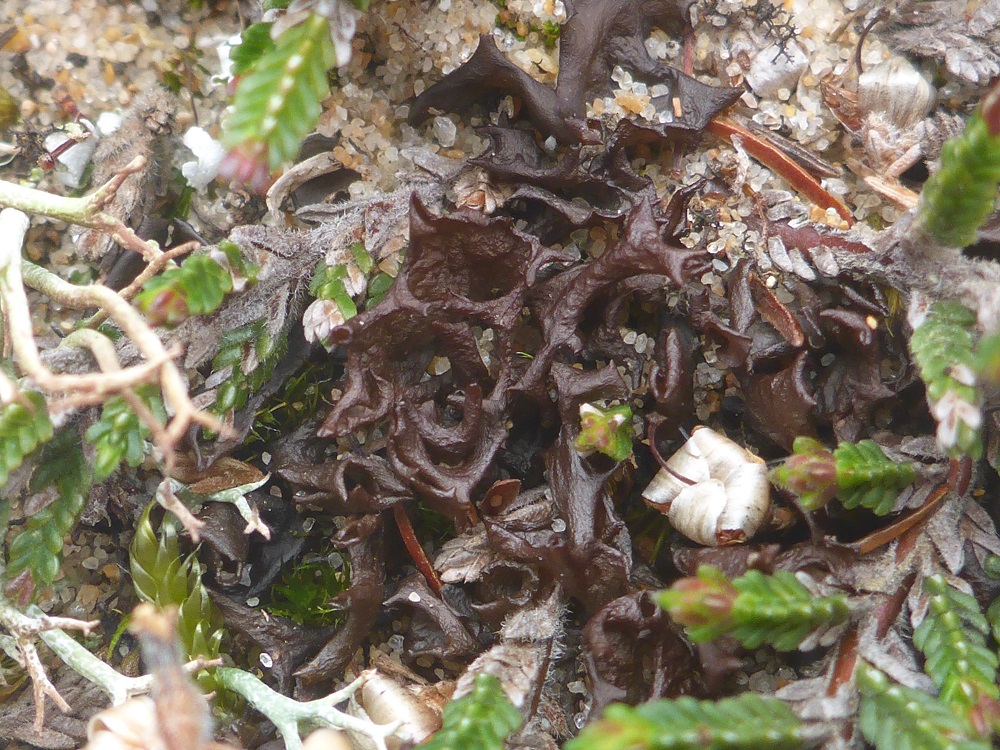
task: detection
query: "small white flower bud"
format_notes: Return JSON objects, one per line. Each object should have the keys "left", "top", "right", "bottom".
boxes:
{"left": 303, "top": 298, "right": 346, "bottom": 347}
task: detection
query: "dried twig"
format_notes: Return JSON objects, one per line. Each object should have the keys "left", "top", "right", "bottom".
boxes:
{"left": 708, "top": 117, "right": 855, "bottom": 225}
{"left": 0, "top": 207, "right": 229, "bottom": 471}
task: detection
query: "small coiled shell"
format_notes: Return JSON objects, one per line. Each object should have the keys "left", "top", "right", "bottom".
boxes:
{"left": 858, "top": 56, "right": 935, "bottom": 131}
{"left": 641, "top": 426, "right": 770, "bottom": 546}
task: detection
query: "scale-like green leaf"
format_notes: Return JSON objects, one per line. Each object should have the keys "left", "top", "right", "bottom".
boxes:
{"left": 857, "top": 662, "right": 990, "bottom": 750}
{"left": 658, "top": 565, "right": 849, "bottom": 651}
{"left": 567, "top": 693, "right": 805, "bottom": 750}
{"left": 919, "top": 85, "right": 1000, "bottom": 248}
{"left": 222, "top": 13, "right": 336, "bottom": 171}
{"left": 909, "top": 301, "right": 985, "bottom": 458}
{"left": 5, "top": 428, "right": 90, "bottom": 594}
{"left": 230, "top": 22, "right": 276, "bottom": 76}
{"left": 771, "top": 437, "right": 915, "bottom": 514}
{"left": 136, "top": 252, "right": 234, "bottom": 326}
{"left": 913, "top": 576, "right": 999, "bottom": 713}
{"left": 417, "top": 674, "right": 522, "bottom": 750}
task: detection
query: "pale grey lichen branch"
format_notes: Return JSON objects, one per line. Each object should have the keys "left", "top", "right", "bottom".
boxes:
{"left": 215, "top": 667, "right": 402, "bottom": 750}
{"left": 1, "top": 592, "right": 223, "bottom": 734}
{"left": 0, "top": 593, "right": 98, "bottom": 730}
{"left": 0, "top": 155, "right": 163, "bottom": 261}
{"left": 30, "top": 606, "right": 220, "bottom": 705}
{"left": 170, "top": 475, "right": 273, "bottom": 539}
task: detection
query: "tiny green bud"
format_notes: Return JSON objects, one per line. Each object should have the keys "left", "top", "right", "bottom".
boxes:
{"left": 769, "top": 437, "right": 838, "bottom": 511}
{"left": 657, "top": 566, "right": 737, "bottom": 641}
{"left": 574, "top": 403, "right": 633, "bottom": 462}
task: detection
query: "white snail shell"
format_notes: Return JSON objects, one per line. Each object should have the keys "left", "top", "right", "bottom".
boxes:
{"left": 642, "top": 426, "right": 770, "bottom": 546}
{"left": 858, "top": 56, "right": 935, "bottom": 131}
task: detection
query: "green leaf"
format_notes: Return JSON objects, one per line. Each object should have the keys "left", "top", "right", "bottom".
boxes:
{"left": 771, "top": 437, "right": 915, "bottom": 515}
{"left": 128, "top": 504, "right": 226, "bottom": 691}
{"left": 222, "top": 13, "right": 336, "bottom": 172}
{"left": 230, "top": 23, "right": 276, "bottom": 76}
{"left": 566, "top": 694, "right": 805, "bottom": 750}
{"left": 918, "top": 85, "right": 1000, "bottom": 248}
{"left": 135, "top": 251, "right": 236, "bottom": 326}
{"left": 575, "top": 403, "right": 633, "bottom": 462}
{"left": 417, "top": 674, "right": 522, "bottom": 750}
{"left": 835, "top": 440, "right": 916, "bottom": 514}
{"left": 311, "top": 262, "right": 358, "bottom": 319}
{"left": 0, "top": 391, "right": 53, "bottom": 488}
{"left": 909, "top": 301, "right": 983, "bottom": 459}
{"left": 85, "top": 385, "right": 165, "bottom": 482}
{"left": 4, "top": 428, "right": 90, "bottom": 595}
{"left": 856, "top": 662, "right": 991, "bottom": 750}
{"left": 211, "top": 320, "right": 289, "bottom": 415}
{"left": 913, "top": 576, "right": 999, "bottom": 714}
{"left": 657, "top": 565, "right": 849, "bottom": 651}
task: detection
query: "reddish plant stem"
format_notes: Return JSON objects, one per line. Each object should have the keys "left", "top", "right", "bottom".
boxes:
{"left": 947, "top": 455, "right": 973, "bottom": 496}
{"left": 826, "top": 625, "right": 858, "bottom": 696}
{"left": 682, "top": 26, "right": 695, "bottom": 77}
{"left": 875, "top": 572, "right": 916, "bottom": 640}
{"left": 708, "top": 117, "right": 855, "bottom": 226}
{"left": 392, "top": 503, "right": 443, "bottom": 596}
{"left": 850, "top": 482, "right": 950, "bottom": 555}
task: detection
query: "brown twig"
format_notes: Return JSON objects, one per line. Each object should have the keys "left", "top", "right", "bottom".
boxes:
{"left": 86, "top": 240, "right": 200, "bottom": 328}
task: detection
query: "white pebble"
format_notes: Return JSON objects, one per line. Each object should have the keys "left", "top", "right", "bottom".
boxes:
{"left": 432, "top": 116, "right": 457, "bottom": 147}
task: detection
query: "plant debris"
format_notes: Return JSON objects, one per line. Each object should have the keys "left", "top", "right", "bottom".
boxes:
{"left": 3, "top": 0, "right": 1000, "bottom": 749}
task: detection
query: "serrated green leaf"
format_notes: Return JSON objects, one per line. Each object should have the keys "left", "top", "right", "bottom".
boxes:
{"left": 231, "top": 22, "right": 276, "bottom": 76}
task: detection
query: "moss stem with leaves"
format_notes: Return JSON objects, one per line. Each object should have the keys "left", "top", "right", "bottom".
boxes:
{"left": 917, "top": 83, "right": 1000, "bottom": 248}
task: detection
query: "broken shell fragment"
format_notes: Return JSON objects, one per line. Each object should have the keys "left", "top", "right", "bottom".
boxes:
{"left": 642, "top": 426, "right": 770, "bottom": 546}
